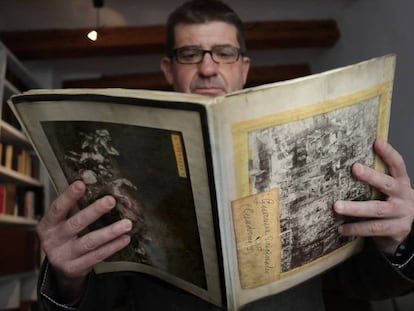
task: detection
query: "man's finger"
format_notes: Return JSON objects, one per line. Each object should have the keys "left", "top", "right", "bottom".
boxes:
{"left": 351, "top": 163, "right": 399, "bottom": 197}
{"left": 338, "top": 218, "right": 408, "bottom": 238}
{"left": 71, "top": 218, "right": 132, "bottom": 258}
{"left": 39, "top": 181, "right": 86, "bottom": 230}
{"left": 374, "top": 138, "right": 410, "bottom": 182}
{"left": 62, "top": 195, "right": 117, "bottom": 238}
{"left": 334, "top": 200, "right": 404, "bottom": 219}
{"left": 61, "top": 234, "right": 131, "bottom": 279}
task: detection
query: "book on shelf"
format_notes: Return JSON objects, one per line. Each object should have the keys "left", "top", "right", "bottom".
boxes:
{"left": 17, "top": 149, "right": 26, "bottom": 174}
{"left": 21, "top": 190, "right": 36, "bottom": 219}
{"left": 0, "top": 183, "right": 17, "bottom": 216}
{"left": 0, "top": 183, "right": 40, "bottom": 219}
{"left": 2, "top": 143, "right": 25, "bottom": 173}
{"left": 7, "top": 55, "right": 394, "bottom": 310}
{"left": 3, "top": 144, "right": 14, "bottom": 170}
{"left": 15, "top": 148, "right": 34, "bottom": 176}
{"left": 0, "top": 141, "right": 35, "bottom": 177}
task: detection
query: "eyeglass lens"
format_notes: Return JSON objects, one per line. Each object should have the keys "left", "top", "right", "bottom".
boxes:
{"left": 175, "top": 46, "right": 240, "bottom": 64}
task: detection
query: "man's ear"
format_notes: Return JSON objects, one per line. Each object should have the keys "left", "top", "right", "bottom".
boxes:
{"left": 242, "top": 56, "right": 251, "bottom": 86}
{"left": 160, "top": 57, "right": 174, "bottom": 85}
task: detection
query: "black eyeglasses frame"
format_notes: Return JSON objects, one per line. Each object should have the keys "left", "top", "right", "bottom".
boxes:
{"left": 172, "top": 45, "right": 244, "bottom": 64}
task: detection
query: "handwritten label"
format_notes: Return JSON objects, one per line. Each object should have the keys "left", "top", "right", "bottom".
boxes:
{"left": 171, "top": 134, "right": 187, "bottom": 178}
{"left": 231, "top": 188, "right": 281, "bottom": 288}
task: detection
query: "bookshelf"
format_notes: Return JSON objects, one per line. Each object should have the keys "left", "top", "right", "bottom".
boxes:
{"left": 0, "top": 41, "right": 45, "bottom": 310}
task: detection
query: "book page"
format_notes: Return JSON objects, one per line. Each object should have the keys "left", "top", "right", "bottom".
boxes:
{"left": 231, "top": 188, "right": 281, "bottom": 289}
{"left": 9, "top": 91, "right": 223, "bottom": 307}
{"left": 210, "top": 55, "right": 394, "bottom": 310}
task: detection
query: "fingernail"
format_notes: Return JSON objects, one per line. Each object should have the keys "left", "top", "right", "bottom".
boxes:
{"left": 123, "top": 219, "right": 132, "bottom": 230}
{"left": 353, "top": 162, "right": 363, "bottom": 173}
{"left": 123, "top": 235, "right": 131, "bottom": 244}
{"left": 335, "top": 201, "right": 344, "bottom": 212}
{"left": 338, "top": 225, "right": 343, "bottom": 234}
{"left": 73, "top": 180, "right": 84, "bottom": 192}
{"left": 104, "top": 196, "right": 116, "bottom": 208}
{"left": 375, "top": 138, "right": 386, "bottom": 148}
{"left": 116, "top": 219, "right": 132, "bottom": 231}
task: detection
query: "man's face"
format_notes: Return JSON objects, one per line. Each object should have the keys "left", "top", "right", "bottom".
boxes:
{"left": 161, "top": 21, "right": 250, "bottom": 97}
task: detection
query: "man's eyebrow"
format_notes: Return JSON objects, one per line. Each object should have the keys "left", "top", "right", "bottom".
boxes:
{"left": 175, "top": 45, "right": 201, "bottom": 49}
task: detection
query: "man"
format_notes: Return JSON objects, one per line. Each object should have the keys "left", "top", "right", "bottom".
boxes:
{"left": 37, "top": 0, "right": 414, "bottom": 310}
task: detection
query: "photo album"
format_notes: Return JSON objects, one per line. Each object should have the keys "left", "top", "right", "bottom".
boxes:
{"left": 8, "top": 54, "right": 395, "bottom": 310}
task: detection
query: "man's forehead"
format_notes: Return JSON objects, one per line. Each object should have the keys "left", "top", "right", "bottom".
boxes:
{"left": 173, "top": 21, "right": 239, "bottom": 48}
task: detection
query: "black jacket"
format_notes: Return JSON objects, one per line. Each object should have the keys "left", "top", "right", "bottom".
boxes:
{"left": 39, "top": 239, "right": 414, "bottom": 311}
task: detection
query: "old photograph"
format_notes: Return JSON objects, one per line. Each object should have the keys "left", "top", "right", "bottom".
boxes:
{"left": 248, "top": 97, "right": 379, "bottom": 271}
{"left": 41, "top": 120, "right": 207, "bottom": 289}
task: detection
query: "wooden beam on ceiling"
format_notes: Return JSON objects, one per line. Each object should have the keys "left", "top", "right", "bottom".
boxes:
{"left": 0, "top": 20, "right": 339, "bottom": 60}
{"left": 62, "top": 64, "right": 311, "bottom": 90}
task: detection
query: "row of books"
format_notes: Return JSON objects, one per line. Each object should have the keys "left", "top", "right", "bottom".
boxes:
{"left": 0, "top": 183, "right": 37, "bottom": 219}
{"left": 0, "top": 142, "right": 40, "bottom": 179}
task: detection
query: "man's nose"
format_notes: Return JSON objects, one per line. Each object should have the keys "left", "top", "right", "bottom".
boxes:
{"left": 198, "top": 53, "right": 219, "bottom": 76}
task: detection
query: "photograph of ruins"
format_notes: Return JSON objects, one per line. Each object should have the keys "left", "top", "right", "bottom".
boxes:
{"left": 248, "top": 97, "right": 379, "bottom": 271}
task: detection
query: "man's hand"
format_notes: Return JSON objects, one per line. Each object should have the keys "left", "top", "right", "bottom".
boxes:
{"left": 334, "top": 138, "right": 414, "bottom": 254}
{"left": 36, "top": 180, "right": 132, "bottom": 301}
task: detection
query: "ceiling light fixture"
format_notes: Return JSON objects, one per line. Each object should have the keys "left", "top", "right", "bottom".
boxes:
{"left": 87, "top": 0, "right": 104, "bottom": 41}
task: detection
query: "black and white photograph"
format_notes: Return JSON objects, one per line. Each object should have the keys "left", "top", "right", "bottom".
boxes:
{"left": 248, "top": 97, "right": 379, "bottom": 271}
{"left": 41, "top": 120, "right": 207, "bottom": 289}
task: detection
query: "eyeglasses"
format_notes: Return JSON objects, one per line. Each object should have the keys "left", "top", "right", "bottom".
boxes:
{"left": 173, "top": 45, "right": 243, "bottom": 64}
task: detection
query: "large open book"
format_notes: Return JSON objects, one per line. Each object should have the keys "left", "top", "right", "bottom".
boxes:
{"left": 9, "top": 55, "right": 394, "bottom": 310}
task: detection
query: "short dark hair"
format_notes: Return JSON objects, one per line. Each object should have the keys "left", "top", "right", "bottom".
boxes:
{"left": 165, "top": 0, "right": 246, "bottom": 57}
